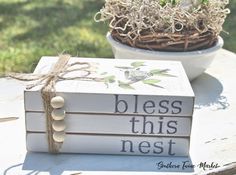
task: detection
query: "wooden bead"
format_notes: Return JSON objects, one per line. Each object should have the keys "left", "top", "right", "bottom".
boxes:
{"left": 53, "top": 131, "right": 65, "bottom": 143}
{"left": 51, "top": 96, "right": 65, "bottom": 109}
{"left": 52, "top": 120, "right": 66, "bottom": 132}
{"left": 51, "top": 109, "right": 65, "bottom": 120}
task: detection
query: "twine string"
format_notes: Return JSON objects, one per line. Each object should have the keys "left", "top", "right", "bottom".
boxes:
{"left": 7, "top": 54, "right": 95, "bottom": 153}
{"left": 40, "top": 54, "right": 70, "bottom": 153}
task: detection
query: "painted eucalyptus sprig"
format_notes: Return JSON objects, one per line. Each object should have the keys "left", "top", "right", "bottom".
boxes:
{"left": 116, "top": 61, "right": 175, "bottom": 90}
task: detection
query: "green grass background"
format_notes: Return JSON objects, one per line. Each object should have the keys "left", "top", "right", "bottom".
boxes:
{"left": 0, "top": 0, "right": 235, "bottom": 73}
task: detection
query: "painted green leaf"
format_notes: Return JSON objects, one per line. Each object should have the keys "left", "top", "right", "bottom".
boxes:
{"left": 118, "top": 81, "right": 135, "bottom": 90}
{"left": 158, "top": 73, "right": 176, "bottom": 77}
{"left": 115, "top": 66, "right": 133, "bottom": 70}
{"left": 119, "top": 84, "right": 135, "bottom": 90}
{"left": 131, "top": 61, "right": 145, "bottom": 68}
{"left": 148, "top": 84, "right": 164, "bottom": 88}
{"left": 150, "top": 69, "right": 163, "bottom": 75}
{"left": 142, "top": 79, "right": 164, "bottom": 88}
{"left": 104, "top": 75, "right": 116, "bottom": 83}
{"left": 150, "top": 69, "right": 175, "bottom": 77}
{"left": 142, "top": 79, "right": 161, "bottom": 85}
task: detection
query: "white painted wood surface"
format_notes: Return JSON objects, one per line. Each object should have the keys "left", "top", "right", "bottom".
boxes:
{"left": 26, "top": 112, "right": 192, "bottom": 136}
{"left": 0, "top": 49, "right": 236, "bottom": 175}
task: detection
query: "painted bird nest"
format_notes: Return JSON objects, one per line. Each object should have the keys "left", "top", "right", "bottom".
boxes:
{"left": 95, "top": 0, "right": 230, "bottom": 52}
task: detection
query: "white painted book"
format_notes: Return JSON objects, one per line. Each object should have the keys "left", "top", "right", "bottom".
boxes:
{"left": 24, "top": 57, "right": 195, "bottom": 116}
{"left": 25, "top": 56, "right": 194, "bottom": 156}
{"left": 27, "top": 133, "right": 190, "bottom": 156}
{"left": 26, "top": 112, "right": 192, "bottom": 136}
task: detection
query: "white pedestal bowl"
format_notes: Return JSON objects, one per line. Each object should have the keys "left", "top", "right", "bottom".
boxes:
{"left": 107, "top": 33, "right": 224, "bottom": 81}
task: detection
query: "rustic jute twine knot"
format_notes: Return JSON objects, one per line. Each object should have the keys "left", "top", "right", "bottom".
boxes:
{"left": 7, "top": 54, "right": 92, "bottom": 153}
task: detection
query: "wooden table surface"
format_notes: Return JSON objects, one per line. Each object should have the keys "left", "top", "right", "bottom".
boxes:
{"left": 0, "top": 49, "right": 236, "bottom": 175}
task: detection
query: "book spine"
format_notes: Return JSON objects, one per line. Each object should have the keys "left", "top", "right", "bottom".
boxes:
{"left": 26, "top": 133, "right": 190, "bottom": 156}
{"left": 24, "top": 92, "right": 194, "bottom": 116}
{"left": 26, "top": 112, "right": 192, "bottom": 137}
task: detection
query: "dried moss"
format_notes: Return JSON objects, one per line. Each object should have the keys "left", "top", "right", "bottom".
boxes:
{"left": 95, "top": 0, "right": 230, "bottom": 51}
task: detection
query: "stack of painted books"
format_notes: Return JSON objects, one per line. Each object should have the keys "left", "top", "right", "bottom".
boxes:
{"left": 25, "top": 56, "right": 194, "bottom": 156}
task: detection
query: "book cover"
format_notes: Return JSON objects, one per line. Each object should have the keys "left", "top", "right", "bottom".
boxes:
{"left": 24, "top": 57, "right": 195, "bottom": 116}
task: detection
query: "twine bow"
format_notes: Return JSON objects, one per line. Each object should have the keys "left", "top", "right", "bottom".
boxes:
{"left": 8, "top": 54, "right": 93, "bottom": 153}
